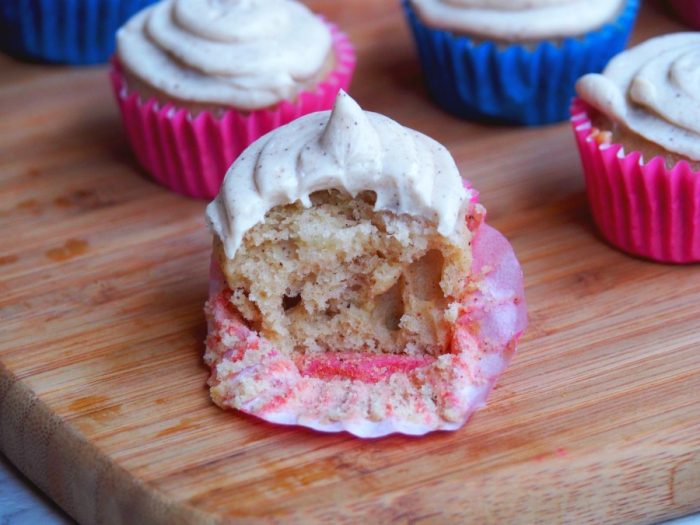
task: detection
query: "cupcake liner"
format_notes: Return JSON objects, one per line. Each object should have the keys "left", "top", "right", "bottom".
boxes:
{"left": 403, "top": 0, "right": 639, "bottom": 125}
{"left": 110, "top": 23, "right": 356, "bottom": 199}
{"left": 0, "top": 0, "right": 156, "bottom": 65}
{"left": 570, "top": 99, "right": 700, "bottom": 263}
{"left": 666, "top": 1, "right": 700, "bottom": 29}
{"left": 204, "top": 208, "right": 527, "bottom": 438}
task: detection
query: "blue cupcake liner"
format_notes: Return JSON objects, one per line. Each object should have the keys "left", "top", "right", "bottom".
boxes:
{"left": 0, "top": 0, "right": 156, "bottom": 65}
{"left": 403, "top": 0, "right": 639, "bottom": 126}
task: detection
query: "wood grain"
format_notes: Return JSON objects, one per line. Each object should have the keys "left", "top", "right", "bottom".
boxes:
{"left": 1, "top": 2, "right": 699, "bottom": 524}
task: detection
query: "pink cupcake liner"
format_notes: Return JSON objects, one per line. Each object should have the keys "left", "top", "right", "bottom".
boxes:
{"left": 570, "top": 99, "right": 700, "bottom": 263}
{"left": 667, "top": 0, "right": 700, "bottom": 29}
{"left": 109, "top": 23, "right": 356, "bottom": 199}
{"left": 203, "top": 202, "right": 527, "bottom": 438}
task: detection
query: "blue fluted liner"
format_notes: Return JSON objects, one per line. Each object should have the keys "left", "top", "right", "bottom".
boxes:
{"left": 0, "top": 0, "right": 156, "bottom": 65}
{"left": 403, "top": 0, "right": 639, "bottom": 126}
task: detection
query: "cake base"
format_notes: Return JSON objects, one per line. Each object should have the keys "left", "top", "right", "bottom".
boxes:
{"left": 204, "top": 221, "right": 527, "bottom": 437}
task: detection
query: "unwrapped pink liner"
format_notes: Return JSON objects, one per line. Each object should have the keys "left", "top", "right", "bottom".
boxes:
{"left": 570, "top": 99, "right": 700, "bottom": 263}
{"left": 204, "top": 202, "right": 527, "bottom": 438}
{"left": 667, "top": 1, "right": 700, "bottom": 29}
{"left": 109, "top": 23, "right": 356, "bottom": 199}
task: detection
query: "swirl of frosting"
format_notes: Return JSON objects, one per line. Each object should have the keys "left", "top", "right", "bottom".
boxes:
{"left": 117, "top": 0, "right": 332, "bottom": 109}
{"left": 409, "top": 0, "right": 625, "bottom": 41}
{"left": 207, "top": 91, "right": 473, "bottom": 258}
{"left": 576, "top": 33, "right": 700, "bottom": 161}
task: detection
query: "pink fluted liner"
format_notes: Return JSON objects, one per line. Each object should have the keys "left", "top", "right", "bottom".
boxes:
{"left": 203, "top": 201, "right": 527, "bottom": 438}
{"left": 110, "top": 23, "right": 356, "bottom": 199}
{"left": 667, "top": 0, "right": 700, "bottom": 29}
{"left": 570, "top": 98, "right": 700, "bottom": 263}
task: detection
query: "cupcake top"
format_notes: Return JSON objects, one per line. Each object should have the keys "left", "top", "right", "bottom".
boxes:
{"left": 409, "top": 0, "right": 625, "bottom": 41}
{"left": 116, "top": 0, "right": 332, "bottom": 110}
{"left": 576, "top": 33, "right": 700, "bottom": 161}
{"left": 207, "top": 91, "right": 473, "bottom": 258}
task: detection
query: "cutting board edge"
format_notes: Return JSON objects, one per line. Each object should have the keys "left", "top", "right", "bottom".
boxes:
{"left": 0, "top": 362, "right": 219, "bottom": 525}
{"left": 3, "top": 361, "right": 700, "bottom": 525}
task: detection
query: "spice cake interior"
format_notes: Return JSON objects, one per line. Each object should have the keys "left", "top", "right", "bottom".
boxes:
{"left": 216, "top": 190, "right": 472, "bottom": 357}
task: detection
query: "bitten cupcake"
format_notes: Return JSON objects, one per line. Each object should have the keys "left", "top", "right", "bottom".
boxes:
{"left": 0, "top": 0, "right": 157, "bottom": 64}
{"left": 666, "top": 1, "right": 700, "bottom": 29}
{"left": 403, "top": 0, "right": 639, "bottom": 125}
{"left": 110, "top": 0, "right": 355, "bottom": 199}
{"left": 572, "top": 33, "right": 700, "bottom": 263}
{"left": 203, "top": 91, "right": 527, "bottom": 437}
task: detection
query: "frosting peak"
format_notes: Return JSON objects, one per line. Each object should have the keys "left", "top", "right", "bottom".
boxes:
{"left": 117, "top": 0, "right": 332, "bottom": 109}
{"left": 207, "top": 91, "right": 472, "bottom": 258}
{"left": 302, "top": 92, "right": 382, "bottom": 195}
{"left": 317, "top": 93, "right": 380, "bottom": 164}
{"left": 576, "top": 33, "right": 700, "bottom": 161}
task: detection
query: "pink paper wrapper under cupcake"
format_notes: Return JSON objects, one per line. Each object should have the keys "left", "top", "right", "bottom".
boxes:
{"left": 667, "top": 0, "right": 700, "bottom": 29}
{"left": 110, "top": 23, "right": 356, "bottom": 199}
{"left": 203, "top": 210, "right": 527, "bottom": 438}
{"left": 571, "top": 99, "right": 700, "bottom": 263}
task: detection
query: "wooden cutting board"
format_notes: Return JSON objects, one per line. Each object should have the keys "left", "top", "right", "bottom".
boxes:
{"left": 1, "top": 2, "right": 699, "bottom": 524}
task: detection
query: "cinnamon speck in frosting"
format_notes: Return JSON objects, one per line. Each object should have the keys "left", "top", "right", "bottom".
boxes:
{"left": 206, "top": 91, "right": 473, "bottom": 258}
{"left": 117, "top": 0, "right": 332, "bottom": 109}
{"left": 576, "top": 33, "right": 700, "bottom": 161}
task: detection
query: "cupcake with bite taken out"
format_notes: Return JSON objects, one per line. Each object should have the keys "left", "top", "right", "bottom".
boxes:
{"left": 203, "top": 91, "right": 527, "bottom": 437}
{"left": 403, "top": 0, "right": 639, "bottom": 125}
{"left": 110, "top": 0, "right": 355, "bottom": 199}
{"left": 572, "top": 33, "right": 700, "bottom": 263}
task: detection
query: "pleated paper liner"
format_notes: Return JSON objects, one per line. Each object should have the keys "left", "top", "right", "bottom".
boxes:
{"left": 403, "top": 0, "right": 639, "bottom": 125}
{"left": 204, "top": 203, "right": 527, "bottom": 438}
{"left": 110, "top": 22, "right": 356, "bottom": 199}
{"left": 0, "top": 0, "right": 156, "bottom": 64}
{"left": 571, "top": 99, "right": 700, "bottom": 263}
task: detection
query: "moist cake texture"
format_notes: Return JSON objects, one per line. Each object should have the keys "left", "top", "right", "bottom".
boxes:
{"left": 216, "top": 189, "right": 472, "bottom": 358}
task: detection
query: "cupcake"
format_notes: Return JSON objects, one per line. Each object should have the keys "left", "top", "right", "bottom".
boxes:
{"left": 203, "top": 91, "right": 527, "bottom": 437}
{"left": 110, "top": 0, "right": 355, "bottom": 199}
{"left": 0, "top": 0, "right": 157, "bottom": 64}
{"left": 572, "top": 33, "right": 700, "bottom": 263}
{"left": 403, "top": 0, "right": 640, "bottom": 125}
{"left": 666, "top": 1, "right": 700, "bottom": 29}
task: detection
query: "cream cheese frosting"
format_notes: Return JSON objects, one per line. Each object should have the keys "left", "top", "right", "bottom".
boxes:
{"left": 409, "top": 0, "right": 625, "bottom": 41}
{"left": 116, "top": 0, "right": 332, "bottom": 110}
{"left": 207, "top": 91, "right": 473, "bottom": 259}
{"left": 576, "top": 33, "right": 700, "bottom": 161}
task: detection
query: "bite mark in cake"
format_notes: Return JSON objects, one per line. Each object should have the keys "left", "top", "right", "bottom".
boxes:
{"left": 204, "top": 91, "right": 527, "bottom": 436}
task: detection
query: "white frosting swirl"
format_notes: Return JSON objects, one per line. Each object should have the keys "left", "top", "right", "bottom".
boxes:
{"left": 207, "top": 91, "right": 472, "bottom": 259}
{"left": 116, "top": 0, "right": 332, "bottom": 110}
{"left": 409, "top": 0, "right": 625, "bottom": 41}
{"left": 576, "top": 33, "right": 700, "bottom": 161}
